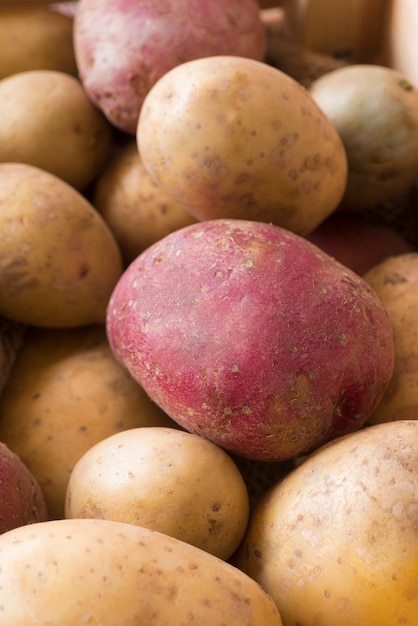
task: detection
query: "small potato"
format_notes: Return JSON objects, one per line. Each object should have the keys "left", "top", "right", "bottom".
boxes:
{"left": 0, "top": 518, "right": 283, "bottom": 625}
{"left": 0, "top": 70, "right": 112, "bottom": 190}
{"left": 235, "top": 420, "right": 418, "bottom": 626}
{"left": 364, "top": 253, "right": 418, "bottom": 424}
{"left": 93, "top": 142, "right": 197, "bottom": 265}
{"left": 0, "top": 4, "right": 77, "bottom": 79}
{"left": 0, "top": 163, "right": 123, "bottom": 328}
{"left": 309, "top": 64, "right": 418, "bottom": 210}
{"left": 66, "top": 427, "right": 249, "bottom": 560}
{"left": 137, "top": 55, "right": 348, "bottom": 234}
{"left": 0, "top": 325, "right": 174, "bottom": 519}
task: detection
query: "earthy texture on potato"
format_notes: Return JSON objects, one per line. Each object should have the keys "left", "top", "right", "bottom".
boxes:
{"left": 364, "top": 252, "right": 418, "bottom": 424}
{"left": 0, "top": 518, "right": 283, "bottom": 625}
{"left": 309, "top": 64, "right": 418, "bottom": 210}
{"left": 74, "top": 0, "right": 266, "bottom": 134}
{"left": 235, "top": 420, "right": 418, "bottom": 626}
{"left": 0, "top": 163, "right": 123, "bottom": 328}
{"left": 137, "top": 55, "right": 348, "bottom": 234}
{"left": 106, "top": 219, "right": 395, "bottom": 462}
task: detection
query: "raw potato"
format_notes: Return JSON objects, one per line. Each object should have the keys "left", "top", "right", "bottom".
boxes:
{"left": 0, "top": 163, "right": 123, "bottom": 328}
{"left": 93, "top": 142, "right": 197, "bottom": 265}
{"left": 0, "top": 518, "right": 283, "bottom": 625}
{"left": 364, "top": 253, "right": 418, "bottom": 424}
{"left": 66, "top": 426, "right": 249, "bottom": 560}
{"left": 235, "top": 420, "right": 418, "bottom": 626}
{"left": 0, "top": 316, "right": 25, "bottom": 398}
{"left": 106, "top": 219, "right": 395, "bottom": 462}
{"left": 74, "top": 0, "right": 266, "bottom": 134}
{"left": 0, "top": 4, "right": 77, "bottom": 79}
{"left": 309, "top": 64, "right": 418, "bottom": 210}
{"left": 137, "top": 55, "right": 348, "bottom": 234}
{"left": 0, "top": 325, "right": 174, "bottom": 519}
{"left": 0, "top": 70, "right": 112, "bottom": 191}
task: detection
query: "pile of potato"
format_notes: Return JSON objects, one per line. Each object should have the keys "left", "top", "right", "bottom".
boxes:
{"left": 0, "top": 1, "right": 417, "bottom": 624}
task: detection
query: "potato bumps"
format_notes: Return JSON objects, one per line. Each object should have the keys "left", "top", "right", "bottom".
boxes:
{"left": 106, "top": 219, "right": 395, "bottom": 462}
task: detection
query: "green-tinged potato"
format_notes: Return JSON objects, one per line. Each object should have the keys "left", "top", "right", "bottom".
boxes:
{"left": 364, "top": 253, "right": 418, "bottom": 424}
{"left": 106, "top": 219, "right": 395, "bottom": 462}
{"left": 0, "top": 441, "right": 48, "bottom": 534}
{"left": 0, "top": 4, "right": 77, "bottom": 79}
{"left": 137, "top": 55, "right": 348, "bottom": 235}
{"left": 0, "top": 325, "right": 174, "bottom": 519}
{"left": 0, "top": 163, "right": 123, "bottom": 328}
{"left": 66, "top": 427, "right": 249, "bottom": 560}
{"left": 0, "top": 518, "right": 283, "bottom": 625}
{"left": 0, "top": 70, "right": 112, "bottom": 190}
{"left": 235, "top": 420, "right": 418, "bottom": 626}
{"left": 93, "top": 142, "right": 197, "bottom": 265}
{"left": 309, "top": 64, "right": 418, "bottom": 210}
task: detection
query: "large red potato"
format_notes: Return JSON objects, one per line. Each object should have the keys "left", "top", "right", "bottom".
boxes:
{"left": 106, "top": 219, "right": 395, "bottom": 462}
{"left": 73, "top": 0, "right": 266, "bottom": 134}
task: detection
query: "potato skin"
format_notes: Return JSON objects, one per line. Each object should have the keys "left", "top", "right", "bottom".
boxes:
{"left": 74, "top": 0, "right": 266, "bottom": 134}
{"left": 106, "top": 219, "right": 395, "bottom": 462}
{"left": 0, "top": 163, "right": 123, "bottom": 328}
{"left": 137, "top": 55, "right": 348, "bottom": 234}
{"left": 235, "top": 420, "right": 418, "bottom": 626}
{"left": 93, "top": 141, "right": 197, "bottom": 265}
{"left": 0, "top": 70, "right": 112, "bottom": 190}
{"left": 0, "top": 518, "right": 283, "bottom": 625}
{"left": 0, "top": 5, "right": 77, "bottom": 79}
{"left": 66, "top": 426, "right": 249, "bottom": 560}
{"left": 0, "top": 325, "right": 173, "bottom": 519}
{"left": 364, "top": 253, "right": 418, "bottom": 424}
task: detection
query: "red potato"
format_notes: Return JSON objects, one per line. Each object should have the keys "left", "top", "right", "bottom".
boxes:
{"left": 106, "top": 219, "right": 395, "bottom": 462}
{"left": 73, "top": 0, "right": 266, "bottom": 134}
{"left": 0, "top": 442, "right": 48, "bottom": 534}
{"left": 306, "top": 212, "right": 413, "bottom": 275}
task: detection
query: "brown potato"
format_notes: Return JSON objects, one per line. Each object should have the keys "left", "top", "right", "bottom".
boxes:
{"left": 364, "top": 252, "right": 418, "bottom": 424}
{"left": 0, "top": 4, "right": 77, "bottom": 79}
{"left": 0, "top": 325, "right": 174, "bottom": 519}
{"left": 0, "top": 163, "right": 123, "bottom": 328}
{"left": 93, "top": 142, "right": 197, "bottom": 265}
{"left": 0, "top": 70, "right": 112, "bottom": 191}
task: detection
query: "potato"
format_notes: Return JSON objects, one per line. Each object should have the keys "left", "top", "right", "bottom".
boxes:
{"left": 0, "top": 70, "right": 112, "bottom": 191}
{"left": 0, "top": 4, "right": 77, "bottom": 79}
{"left": 66, "top": 426, "right": 249, "bottom": 560}
{"left": 309, "top": 64, "right": 418, "bottom": 210}
{"left": 0, "top": 162, "right": 123, "bottom": 328}
{"left": 74, "top": 0, "right": 266, "bottom": 134}
{"left": 93, "top": 141, "right": 197, "bottom": 265}
{"left": 0, "top": 517, "right": 283, "bottom": 625}
{"left": 363, "top": 253, "right": 418, "bottom": 424}
{"left": 235, "top": 420, "right": 418, "bottom": 626}
{"left": 306, "top": 212, "right": 412, "bottom": 275}
{"left": 0, "top": 316, "right": 25, "bottom": 398}
{"left": 137, "top": 55, "right": 348, "bottom": 234}
{"left": 0, "top": 325, "right": 174, "bottom": 519}
{"left": 106, "top": 218, "right": 395, "bottom": 462}
{"left": 0, "top": 441, "right": 48, "bottom": 534}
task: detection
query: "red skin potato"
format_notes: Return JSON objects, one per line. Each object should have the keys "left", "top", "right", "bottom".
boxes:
{"left": 73, "top": 0, "right": 266, "bottom": 134}
{"left": 307, "top": 213, "right": 413, "bottom": 276}
{"left": 106, "top": 219, "right": 395, "bottom": 461}
{"left": 0, "top": 442, "right": 48, "bottom": 533}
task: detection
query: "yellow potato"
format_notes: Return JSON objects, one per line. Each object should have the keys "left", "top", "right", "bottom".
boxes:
{"left": 0, "top": 163, "right": 123, "bottom": 328}
{"left": 137, "top": 55, "right": 348, "bottom": 235}
{"left": 94, "top": 141, "right": 197, "bottom": 265}
{"left": 0, "top": 325, "right": 174, "bottom": 519}
{"left": 66, "top": 426, "right": 249, "bottom": 560}
{"left": 0, "top": 518, "right": 283, "bottom": 625}
{"left": 0, "top": 70, "right": 112, "bottom": 190}
{"left": 364, "top": 252, "right": 418, "bottom": 424}
{"left": 235, "top": 420, "right": 418, "bottom": 626}
{"left": 0, "top": 4, "right": 77, "bottom": 79}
